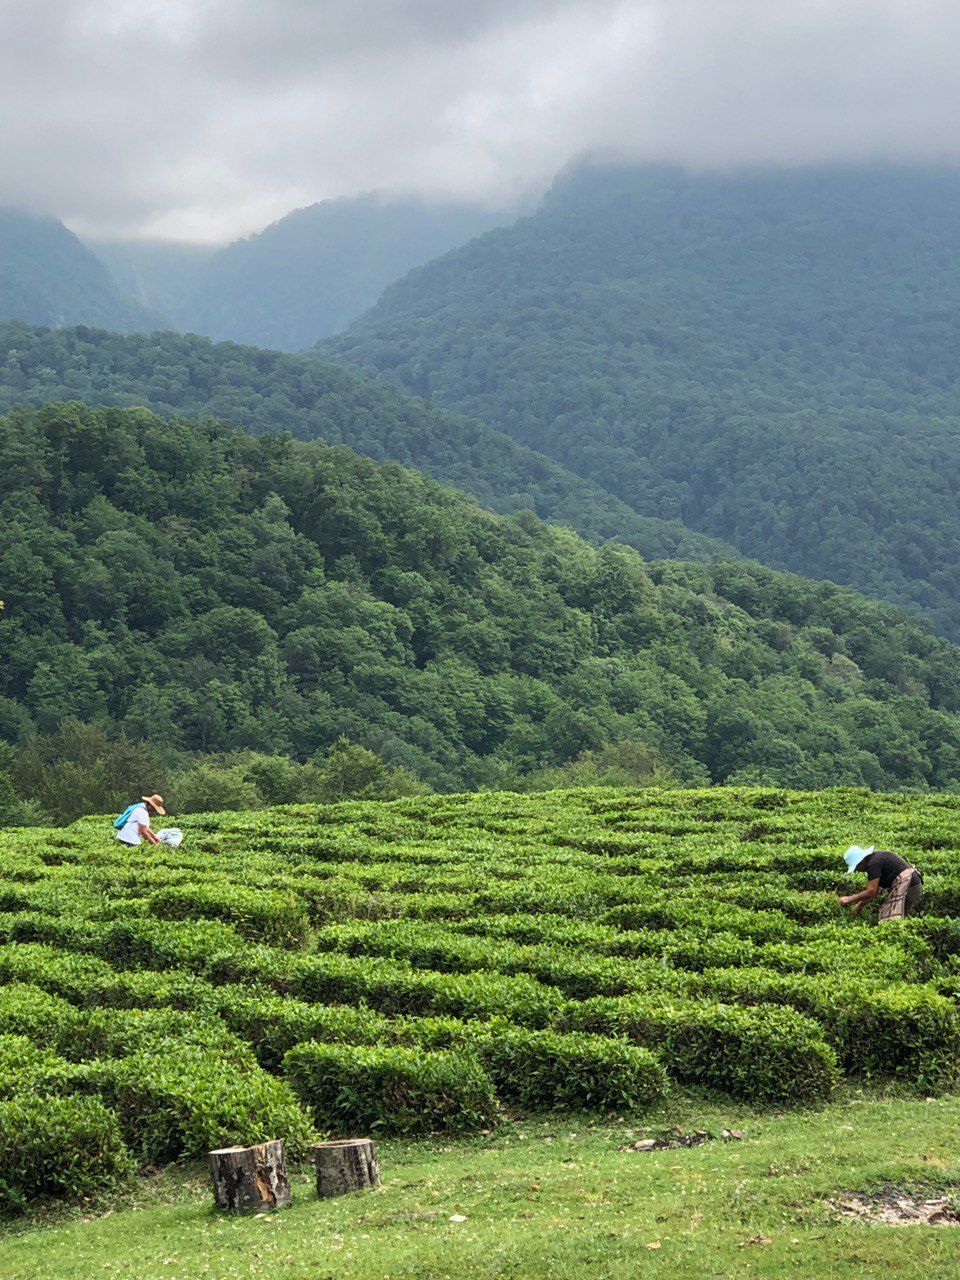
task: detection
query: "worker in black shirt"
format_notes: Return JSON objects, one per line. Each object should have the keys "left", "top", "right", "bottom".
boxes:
{"left": 839, "top": 845, "right": 923, "bottom": 921}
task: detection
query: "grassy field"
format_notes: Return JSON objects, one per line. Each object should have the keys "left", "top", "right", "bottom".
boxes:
{"left": 3, "top": 1093, "right": 960, "bottom": 1280}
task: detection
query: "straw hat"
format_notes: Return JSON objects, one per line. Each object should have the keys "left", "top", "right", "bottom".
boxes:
{"left": 142, "top": 794, "right": 166, "bottom": 816}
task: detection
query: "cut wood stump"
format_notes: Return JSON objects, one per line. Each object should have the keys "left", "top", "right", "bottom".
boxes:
{"left": 208, "top": 1141, "right": 292, "bottom": 1212}
{"left": 313, "top": 1138, "right": 380, "bottom": 1198}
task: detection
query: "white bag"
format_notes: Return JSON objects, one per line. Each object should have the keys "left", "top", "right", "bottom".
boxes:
{"left": 156, "top": 827, "right": 184, "bottom": 847}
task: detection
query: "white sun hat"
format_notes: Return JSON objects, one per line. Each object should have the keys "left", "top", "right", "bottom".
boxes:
{"left": 843, "top": 845, "right": 874, "bottom": 874}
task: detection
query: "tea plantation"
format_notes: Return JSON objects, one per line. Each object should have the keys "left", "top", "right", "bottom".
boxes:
{"left": 2, "top": 785, "right": 960, "bottom": 1213}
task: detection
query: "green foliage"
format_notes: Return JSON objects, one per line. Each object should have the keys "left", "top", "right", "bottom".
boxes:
{"left": 67, "top": 1007, "right": 252, "bottom": 1064}
{"left": 389, "top": 1018, "right": 669, "bottom": 1112}
{"left": 0, "top": 1034, "right": 76, "bottom": 1100}
{"left": 283, "top": 1042, "right": 497, "bottom": 1135}
{"left": 0, "top": 983, "right": 81, "bottom": 1049}
{"left": 10, "top": 723, "right": 168, "bottom": 825}
{"left": 325, "top": 163, "right": 960, "bottom": 639}
{"left": 150, "top": 883, "right": 310, "bottom": 947}
{"left": 561, "top": 997, "right": 839, "bottom": 1105}
{"left": 0, "top": 320, "right": 723, "bottom": 564}
{"left": 477, "top": 1027, "right": 667, "bottom": 1112}
{"left": 97, "top": 1046, "right": 316, "bottom": 1163}
{"left": 215, "top": 992, "right": 392, "bottom": 1071}
{"left": 689, "top": 968, "right": 960, "bottom": 1088}
{"left": 98, "top": 195, "right": 508, "bottom": 349}
{"left": 508, "top": 741, "right": 677, "bottom": 792}
{"left": 0, "top": 1095, "right": 132, "bottom": 1212}
{"left": 8, "top": 404, "right": 960, "bottom": 814}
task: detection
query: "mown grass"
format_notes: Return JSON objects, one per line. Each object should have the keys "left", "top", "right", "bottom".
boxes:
{"left": 3, "top": 1090, "right": 960, "bottom": 1280}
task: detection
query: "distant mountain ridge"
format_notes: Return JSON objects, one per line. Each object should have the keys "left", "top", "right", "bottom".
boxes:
{"left": 322, "top": 162, "right": 960, "bottom": 637}
{"left": 0, "top": 207, "right": 156, "bottom": 333}
{"left": 0, "top": 319, "right": 732, "bottom": 564}
{"left": 93, "top": 194, "right": 518, "bottom": 349}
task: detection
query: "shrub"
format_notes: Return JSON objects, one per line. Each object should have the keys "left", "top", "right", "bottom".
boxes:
{"left": 381, "top": 1016, "right": 669, "bottom": 1112}
{"left": 0, "top": 983, "right": 81, "bottom": 1050}
{"left": 478, "top": 1026, "right": 668, "bottom": 1111}
{"left": 215, "top": 990, "right": 390, "bottom": 1070}
{"left": 0, "top": 1035, "right": 78, "bottom": 1100}
{"left": 208, "top": 946, "right": 567, "bottom": 1026}
{"left": 691, "top": 967, "right": 960, "bottom": 1088}
{"left": 150, "top": 883, "right": 310, "bottom": 947}
{"left": 560, "top": 997, "right": 839, "bottom": 1104}
{"left": 0, "top": 1096, "right": 133, "bottom": 1212}
{"left": 68, "top": 1008, "right": 255, "bottom": 1065}
{"left": 96, "top": 1046, "right": 316, "bottom": 1162}
{"left": 284, "top": 1042, "right": 497, "bottom": 1135}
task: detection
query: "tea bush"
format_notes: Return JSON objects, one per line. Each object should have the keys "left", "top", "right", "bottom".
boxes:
{"left": 96, "top": 1046, "right": 317, "bottom": 1162}
{"left": 0, "top": 1096, "right": 132, "bottom": 1212}
{"left": 284, "top": 1042, "right": 497, "bottom": 1134}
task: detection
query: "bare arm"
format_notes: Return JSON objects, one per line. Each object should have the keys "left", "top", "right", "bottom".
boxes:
{"left": 138, "top": 822, "right": 161, "bottom": 846}
{"left": 839, "top": 878, "right": 880, "bottom": 911}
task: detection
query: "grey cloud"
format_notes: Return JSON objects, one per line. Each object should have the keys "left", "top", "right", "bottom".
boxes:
{"left": 1, "top": 0, "right": 959, "bottom": 241}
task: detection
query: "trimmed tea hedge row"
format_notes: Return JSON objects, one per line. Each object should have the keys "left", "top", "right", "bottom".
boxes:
{"left": 0, "top": 1096, "right": 132, "bottom": 1213}
{"left": 557, "top": 996, "right": 839, "bottom": 1104}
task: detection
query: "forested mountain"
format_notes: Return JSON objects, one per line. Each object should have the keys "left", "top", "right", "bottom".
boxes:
{"left": 93, "top": 196, "right": 513, "bottom": 349}
{"left": 324, "top": 163, "right": 960, "bottom": 638}
{"left": 6, "top": 401, "right": 960, "bottom": 815}
{"left": 0, "top": 209, "right": 156, "bottom": 333}
{"left": 89, "top": 240, "right": 216, "bottom": 321}
{"left": 0, "top": 320, "right": 729, "bottom": 563}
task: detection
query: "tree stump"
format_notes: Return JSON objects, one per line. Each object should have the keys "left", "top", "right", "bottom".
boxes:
{"left": 208, "top": 1141, "right": 292, "bottom": 1212}
{"left": 313, "top": 1138, "right": 380, "bottom": 1198}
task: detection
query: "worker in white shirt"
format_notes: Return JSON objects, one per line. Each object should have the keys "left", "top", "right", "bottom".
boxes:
{"left": 115, "top": 794, "right": 166, "bottom": 847}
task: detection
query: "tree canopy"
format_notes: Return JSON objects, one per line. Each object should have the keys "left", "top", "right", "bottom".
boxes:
{"left": 0, "top": 319, "right": 728, "bottom": 563}
{"left": 5, "top": 402, "right": 960, "bottom": 821}
{"left": 324, "top": 163, "right": 960, "bottom": 638}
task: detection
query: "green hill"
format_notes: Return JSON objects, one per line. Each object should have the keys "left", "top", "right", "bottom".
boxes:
{"left": 0, "top": 209, "right": 156, "bottom": 333}
{"left": 5, "top": 402, "right": 960, "bottom": 813}
{"left": 0, "top": 319, "right": 729, "bottom": 563}
{"left": 88, "top": 239, "right": 217, "bottom": 321}
{"left": 323, "top": 163, "right": 960, "bottom": 637}
{"left": 127, "top": 195, "right": 513, "bottom": 349}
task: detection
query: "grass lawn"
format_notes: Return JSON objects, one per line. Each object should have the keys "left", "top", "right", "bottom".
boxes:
{"left": 3, "top": 1092, "right": 960, "bottom": 1279}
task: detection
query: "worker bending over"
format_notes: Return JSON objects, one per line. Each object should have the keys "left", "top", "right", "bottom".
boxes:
{"left": 839, "top": 845, "right": 923, "bottom": 921}
{"left": 115, "top": 794, "right": 165, "bottom": 847}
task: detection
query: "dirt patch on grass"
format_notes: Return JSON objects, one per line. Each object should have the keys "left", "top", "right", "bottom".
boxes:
{"left": 624, "top": 1127, "right": 743, "bottom": 1152}
{"left": 830, "top": 1188, "right": 959, "bottom": 1226}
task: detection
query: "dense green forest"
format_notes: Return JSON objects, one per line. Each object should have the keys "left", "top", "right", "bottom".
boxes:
{"left": 6, "top": 401, "right": 960, "bottom": 821}
{"left": 0, "top": 209, "right": 156, "bottom": 334}
{"left": 324, "top": 163, "right": 960, "bottom": 638}
{"left": 94, "top": 196, "right": 512, "bottom": 350}
{"left": 0, "top": 319, "right": 728, "bottom": 563}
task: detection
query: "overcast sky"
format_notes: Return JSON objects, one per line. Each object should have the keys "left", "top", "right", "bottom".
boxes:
{"left": 2, "top": 0, "right": 960, "bottom": 243}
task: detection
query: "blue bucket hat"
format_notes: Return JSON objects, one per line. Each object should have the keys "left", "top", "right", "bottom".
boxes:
{"left": 843, "top": 845, "right": 875, "bottom": 874}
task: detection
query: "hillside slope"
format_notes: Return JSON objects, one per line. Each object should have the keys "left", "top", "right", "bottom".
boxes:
{"left": 173, "top": 195, "right": 515, "bottom": 348}
{"left": 89, "top": 240, "right": 217, "bottom": 320}
{"left": 93, "top": 196, "right": 513, "bottom": 349}
{"left": 324, "top": 163, "right": 960, "bottom": 637}
{"left": 0, "top": 320, "right": 728, "bottom": 563}
{"left": 5, "top": 401, "right": 960, "bottom": 794}
{"left": 0, "top": 209, "right": 156, "bottom": 333}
